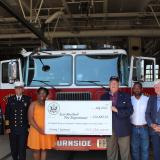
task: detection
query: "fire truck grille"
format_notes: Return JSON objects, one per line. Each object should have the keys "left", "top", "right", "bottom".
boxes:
{"left": 56, "top": 92, "right": 91, "bottom": 100}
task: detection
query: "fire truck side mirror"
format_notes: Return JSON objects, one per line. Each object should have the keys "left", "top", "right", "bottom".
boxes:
{"left": 8, "top": 61, "right": 18, "bottom": 84}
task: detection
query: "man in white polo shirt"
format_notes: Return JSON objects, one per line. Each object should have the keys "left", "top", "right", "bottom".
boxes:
{"left": 130, "top": 82, "right": 149, "bottom": 160}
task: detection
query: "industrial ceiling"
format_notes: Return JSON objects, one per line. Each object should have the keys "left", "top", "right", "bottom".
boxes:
{"left": 0, "top": 0, "right": 160, "bottom": 59}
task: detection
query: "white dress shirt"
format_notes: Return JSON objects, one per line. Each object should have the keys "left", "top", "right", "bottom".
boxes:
{"left": 130, "top": 95, "right": 149, "bottom": 125}
{"left": 16, "top": 95, "right": 22, "bottom": 101}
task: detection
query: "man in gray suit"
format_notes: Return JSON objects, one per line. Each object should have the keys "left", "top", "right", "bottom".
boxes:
{"left": 146, "top": 79, "right": 160, "bottom": 160}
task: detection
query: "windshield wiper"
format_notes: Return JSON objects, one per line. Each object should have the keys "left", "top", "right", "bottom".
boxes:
{"left": 31, "top": 51, "right": 51, "bottom": 72}
{"left": 77, "top": 80, "right": 107, "bottom": 90}
{"left": 38, "top": 58, "right": 50, "bottom": 72}
{"left": 32, "top": 80, "right": 58, "bottom": 91}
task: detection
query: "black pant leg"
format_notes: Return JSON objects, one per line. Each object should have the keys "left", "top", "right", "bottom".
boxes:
{"left": 18, "top": 133, "right": 28, "bottom": 160}
{"left": 9, "top": 133, "right": 19, "bottom": 160}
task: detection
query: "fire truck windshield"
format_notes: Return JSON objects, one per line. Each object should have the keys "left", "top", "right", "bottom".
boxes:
{"left": 75, "top": 54, "right": 128, "bottom": 86}
{"left": 27, "top": 55, "right": 72, "bottom": 86}
{"left": 26, "top": 53, "right": 128, "bottom": 87}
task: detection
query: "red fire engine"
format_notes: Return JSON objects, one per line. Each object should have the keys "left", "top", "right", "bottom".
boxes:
{"left": 0, "top": 46, "right": 157, "bottom": 150}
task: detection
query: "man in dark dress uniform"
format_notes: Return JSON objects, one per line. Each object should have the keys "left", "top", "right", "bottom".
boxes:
{"left": 5, "top": 81, "right": 31, "bottom": 160}
{"left": 0, "top": 106, "right": 4, "bottom": 134}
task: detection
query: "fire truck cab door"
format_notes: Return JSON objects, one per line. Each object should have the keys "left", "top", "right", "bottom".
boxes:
{"left": 129, "top": 56, "right": 156, "bottom": 88}
{"left": 0, "top": 59, "right": 23, "bottom": 89}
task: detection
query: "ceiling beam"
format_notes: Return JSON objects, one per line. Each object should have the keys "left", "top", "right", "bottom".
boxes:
{"left": 67, "top": 1, "right": 103, "bottom": 4}
{"left": 1, "top": 12, "right": 160, "bottom": 22}
{"left": 1, "top": 29, "right": 160, "bottom": 39}
{"left": 61, "top": 0, "right": 75, "bottom": 31}
{"left": 0, "top": 0, "right": 50, "bottom": 46}
{"left": 139, "top": 0, "right": 152, "bottom": 11}
{"left": 148, "top": 5, "right": 160, "bottom": 27}
{"left": 103, "top": 0, "right": 108, "bottom": 13}
{"left": 61, "top": 0, "right": 71, "bottom": 15}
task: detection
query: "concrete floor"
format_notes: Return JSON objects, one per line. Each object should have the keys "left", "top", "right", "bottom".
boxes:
{"left": 3, "top": 150, "right": 106, "bottom": 160}
{"left": 0, "top": 135, "right": 10, "bottom": 160}
{"left": 0, "top": 135, "right": 106, "bottom": 160}
{"left": 0, "top": 135, "right": 153, "bottom": 160}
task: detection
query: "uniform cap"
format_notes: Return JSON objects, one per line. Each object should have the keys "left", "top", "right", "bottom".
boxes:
{"left": 14, "top": 81, "right": 24, "bottom": 88}
{"left": 109, "top": 76, "right": 119, "bottom": 82}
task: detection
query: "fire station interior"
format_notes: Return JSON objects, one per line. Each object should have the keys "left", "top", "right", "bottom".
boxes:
{"left": 0, "top": 0, "right": 160, "bottom": 160}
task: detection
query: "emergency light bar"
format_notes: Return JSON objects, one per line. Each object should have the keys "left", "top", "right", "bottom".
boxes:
{"left": 63, "top": 45, "right": 87, "bottom": 50}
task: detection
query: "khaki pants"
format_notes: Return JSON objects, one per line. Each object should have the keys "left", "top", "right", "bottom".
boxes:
{"left": 106, "top": 132, "right": 131, "bottom": 160}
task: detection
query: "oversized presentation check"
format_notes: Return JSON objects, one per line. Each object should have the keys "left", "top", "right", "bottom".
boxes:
{"left": 45, "top": 101, "right": 112, "bottom": 135}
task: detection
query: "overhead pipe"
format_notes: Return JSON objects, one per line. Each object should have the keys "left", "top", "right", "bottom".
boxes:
{"left": 2, "top": 12, "right": 160, "bottom": 23}
{"left": 46, "top": 29, "right": 160, "bottom": 38}
{"left": 1, "top": 29, "right": 160, "bottom": 39}
{"left": 45, "top": 11, "right": 64, "bottom": 24}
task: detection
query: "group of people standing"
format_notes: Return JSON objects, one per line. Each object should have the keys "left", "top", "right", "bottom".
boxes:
{"left": 5, "top": 82, "right": 56, "bottom": 160}
{"left": 3, "top": 77, "right": 160, "bottom": 160}
{"left": 101, "top": 76, "right": 160, "bottom": 160}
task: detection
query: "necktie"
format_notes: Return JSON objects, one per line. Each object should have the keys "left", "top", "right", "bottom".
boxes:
{"left": 18, "top": 97, "right": 21, "bottom": 101}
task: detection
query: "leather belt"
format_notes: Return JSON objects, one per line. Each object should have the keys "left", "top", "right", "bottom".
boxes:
{"left": 132, "top": 124, "right": 148, "bottom": 128}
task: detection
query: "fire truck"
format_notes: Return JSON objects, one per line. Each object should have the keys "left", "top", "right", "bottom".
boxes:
{"left": 0, "top": 45, "right": 157, "bottom": 150}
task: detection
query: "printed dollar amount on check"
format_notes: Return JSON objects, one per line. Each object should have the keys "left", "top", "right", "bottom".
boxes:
{"left": 45, "top": 101, "right": 112, "bottom": 135}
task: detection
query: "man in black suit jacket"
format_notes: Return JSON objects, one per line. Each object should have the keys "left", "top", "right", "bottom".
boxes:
{"left": 146, "top": 79, "right": 160, "bottom": 160}
{"left": 5, "top": 81, "right": 31, "bottom": 160}
{"left": 101, "top": 76, "right": 133, "bottom": 160}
